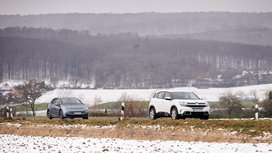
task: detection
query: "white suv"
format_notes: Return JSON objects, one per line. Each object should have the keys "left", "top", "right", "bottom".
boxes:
{"left": 149, "top": 90, "right": 210, "bottom": 120}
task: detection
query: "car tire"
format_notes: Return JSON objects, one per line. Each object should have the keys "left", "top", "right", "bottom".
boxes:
{"left": 83, "top": 117, "right": 88, "bottom": 120}
{"left": 171, "top": 107, "right": 179, "bottom": 120}
{"left": 180, "top": 115, "right": 186, "bottom": 120}
{"left": 59, "top": 110, "right": 64, "bottom": 119}
{"left": 149, "top": 107, "right": 157, "bottom": 120}
{"left": 47, "top": 110, "right": 53, "bottom": 119}
{"left": 200, "top": 115, "right": 209, "bottom": 120}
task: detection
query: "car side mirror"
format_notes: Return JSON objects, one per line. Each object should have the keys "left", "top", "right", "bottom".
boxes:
{"left": 165, "top": 96, "right": 172, "bottom": 100}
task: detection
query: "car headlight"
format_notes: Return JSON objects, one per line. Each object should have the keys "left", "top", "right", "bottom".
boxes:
{"left": 62, "top": 107, "right": 70, "bottom": 110}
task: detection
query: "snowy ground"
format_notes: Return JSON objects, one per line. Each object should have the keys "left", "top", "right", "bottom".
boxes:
{"left": 36, "top": 84, "right": 272, "bottom": 105}
{"left": 0, "top": 134, "right": 271, "bottom": 153}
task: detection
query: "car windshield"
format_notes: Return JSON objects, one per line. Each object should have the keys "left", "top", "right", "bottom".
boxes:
{"left": 61, "top": 98, "right": 83, "bottom": 105}
{"left": 171, "top": 92, "right": 200, "bottom": 100}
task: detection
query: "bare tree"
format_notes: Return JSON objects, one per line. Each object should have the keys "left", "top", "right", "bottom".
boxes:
{"left": 250, "top": 90, "right": 259, "bottom": 104}
{"left": 94, "top": 96, "right": 103, "bottom": 110}
{"left": 50, "top": 77, "right": 59, "bottom": 88}
{"left": 0, "top": 91, "right": 7, "bottom": 106}
{"left": 70, "top": 77, "right": 82, "bottom": 88}
{"left": 14, "top": 80, "right": 51, "bottom": 116}
{"left": 219, "top": 91, "right": 243, "bottom": 118}
{"left": 0, "top": 91, "right": 14, "bottom": 117}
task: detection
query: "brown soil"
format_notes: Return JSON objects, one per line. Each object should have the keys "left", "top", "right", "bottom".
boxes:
{"left": 0, "top": 122, "right": 271, "bottom": 143}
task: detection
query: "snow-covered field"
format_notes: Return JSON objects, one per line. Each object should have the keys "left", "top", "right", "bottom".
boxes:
{"left": 36, "top": 84, "right": 272, "bottom": 105}
{"left": 1, "top": 80, "right": 272, "bottom": 104}
{"left": 0, "top": 134, "right": 271, "bottom": 153}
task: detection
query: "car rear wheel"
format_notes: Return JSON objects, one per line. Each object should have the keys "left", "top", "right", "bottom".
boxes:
{"left": 83, "top": 116, "right": 88, "bottom": 119}
{"left": 47, "top": 110, "right": 53, "bottom": 119}
{"left": 200, "top": 115, "right": 209, "bottom": 120}
{"left": 149, "top": 107, "right": 157, "bottom": 120}
{"left": 171, "top": 108, "right": 178, "bottom": 120}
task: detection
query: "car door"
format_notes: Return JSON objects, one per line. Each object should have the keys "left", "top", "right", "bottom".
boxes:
{"left": 155, "top": 91, "right": 165, "bottom": 113}
{"left": 162, "top": 92, "right": 173, "bottom": 114}
{"left": 50, "top": 99, "right": 60, "bottom": 117}
{"left": 48, "top": 99, "right": 56, "bottom": 116}
{"left": 53, "top": 99, "right": 61, "bottom": 116}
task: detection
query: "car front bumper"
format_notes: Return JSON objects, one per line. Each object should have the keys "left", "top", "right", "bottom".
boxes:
{"left": 178, "top": 106, "right": 210, "bottom": 116}
{"left": 63, "top": 110, "right": 89, "bottom": 118}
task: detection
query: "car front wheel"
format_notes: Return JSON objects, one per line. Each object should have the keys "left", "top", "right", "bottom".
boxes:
{"left": 149, "top": 107, "right": 157, "bottom": 120}
{"left": 171, "top": 108, "right": 179, "bottom": 120}
{"left": 200, "top": 115, "right": 209, "bottom": 120}
{"left": 47, "top": 110, "right": 53, "bottom": 119}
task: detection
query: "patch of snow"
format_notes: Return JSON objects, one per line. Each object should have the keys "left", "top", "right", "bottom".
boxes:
{"left": 242, "top": 71, "right": 249, "bottom": 76}
{"left": 16, "top": 110, "right": 47, "bottom": 116}
{"left": 0, "top": 134, "right": 271, "bottom": 153}
{"left": 0, "top": 123, "right": 22, "bottom": 128}
{"left": 235, "top": 75, "right": 241, "bottom": 79}
{"left": 29, "top": 124, "right": 117, "bottom": 130}
{"left": 0, "top": 80, "right": 25, "bottom": 88}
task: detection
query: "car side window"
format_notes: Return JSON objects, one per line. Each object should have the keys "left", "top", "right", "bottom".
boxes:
{"left": 56, "top": 99, "right": 60, "bottom": 106}
{"left": 51, "top": 99, "right": 56, "bottom": 105}
{"left": 156, "top": 91, "right": 165, "bottom": 99}
{"left": 164, "top": 92, "right": 171, "bottom": 99}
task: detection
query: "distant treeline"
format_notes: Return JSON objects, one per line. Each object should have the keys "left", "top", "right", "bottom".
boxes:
{"left": 1, "top": 12, "right": 272, "bottom": 37}
{"left": 1, "top": 27, "right": 272, "bottom": 88}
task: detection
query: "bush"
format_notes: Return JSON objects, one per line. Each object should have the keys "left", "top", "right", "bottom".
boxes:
{"left": 259, "top": 91, "right": 272, "bottom": 118}
{"left": 261, "top": 99, "right": 272, "bottom": 117}
{"left": 119, "top": 93, "right": 149, "bottom": 117}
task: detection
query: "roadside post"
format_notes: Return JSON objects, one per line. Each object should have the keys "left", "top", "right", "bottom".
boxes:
{"left": 6, "top": 106, "right": 9, "bottom": 118}
{"left": 255, "top": 104, "right": 259, "bottom": 120}
{"left": 120, "top": 102, "right": 125, "bottom": 121}
{"left": 5, "top": 106, "right": 12, "bottom": 119}
{"left": 10, "top": 107, "right": 13, "bottom": 118}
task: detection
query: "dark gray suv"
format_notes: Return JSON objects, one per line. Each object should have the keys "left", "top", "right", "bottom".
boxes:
{"left": 47, "top": 97, "right": 89, "bottom": 119}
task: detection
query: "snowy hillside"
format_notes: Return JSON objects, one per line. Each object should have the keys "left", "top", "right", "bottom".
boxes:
{"left": 36, "top": 84, "right": 272, "bottom": 105}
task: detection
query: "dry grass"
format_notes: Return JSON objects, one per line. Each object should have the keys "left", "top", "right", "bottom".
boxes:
{"left": 0, "top": 117, "right": 272, "bottom": 143}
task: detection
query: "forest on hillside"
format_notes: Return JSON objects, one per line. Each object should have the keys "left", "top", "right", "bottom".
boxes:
{"left": 1, "top": 27, "right": 272, "bottom": 88}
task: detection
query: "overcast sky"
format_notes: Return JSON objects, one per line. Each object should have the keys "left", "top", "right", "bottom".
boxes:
{"left": 0, "top": 0, "right": 272, "bottom": 15}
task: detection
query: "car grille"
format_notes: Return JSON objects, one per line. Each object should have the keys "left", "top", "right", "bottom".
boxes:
{"left": 186, "top": 105, "right": 206, "bottom": 108}
{"left": 71, "top": 107, "right": 83, "bottom": 110}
